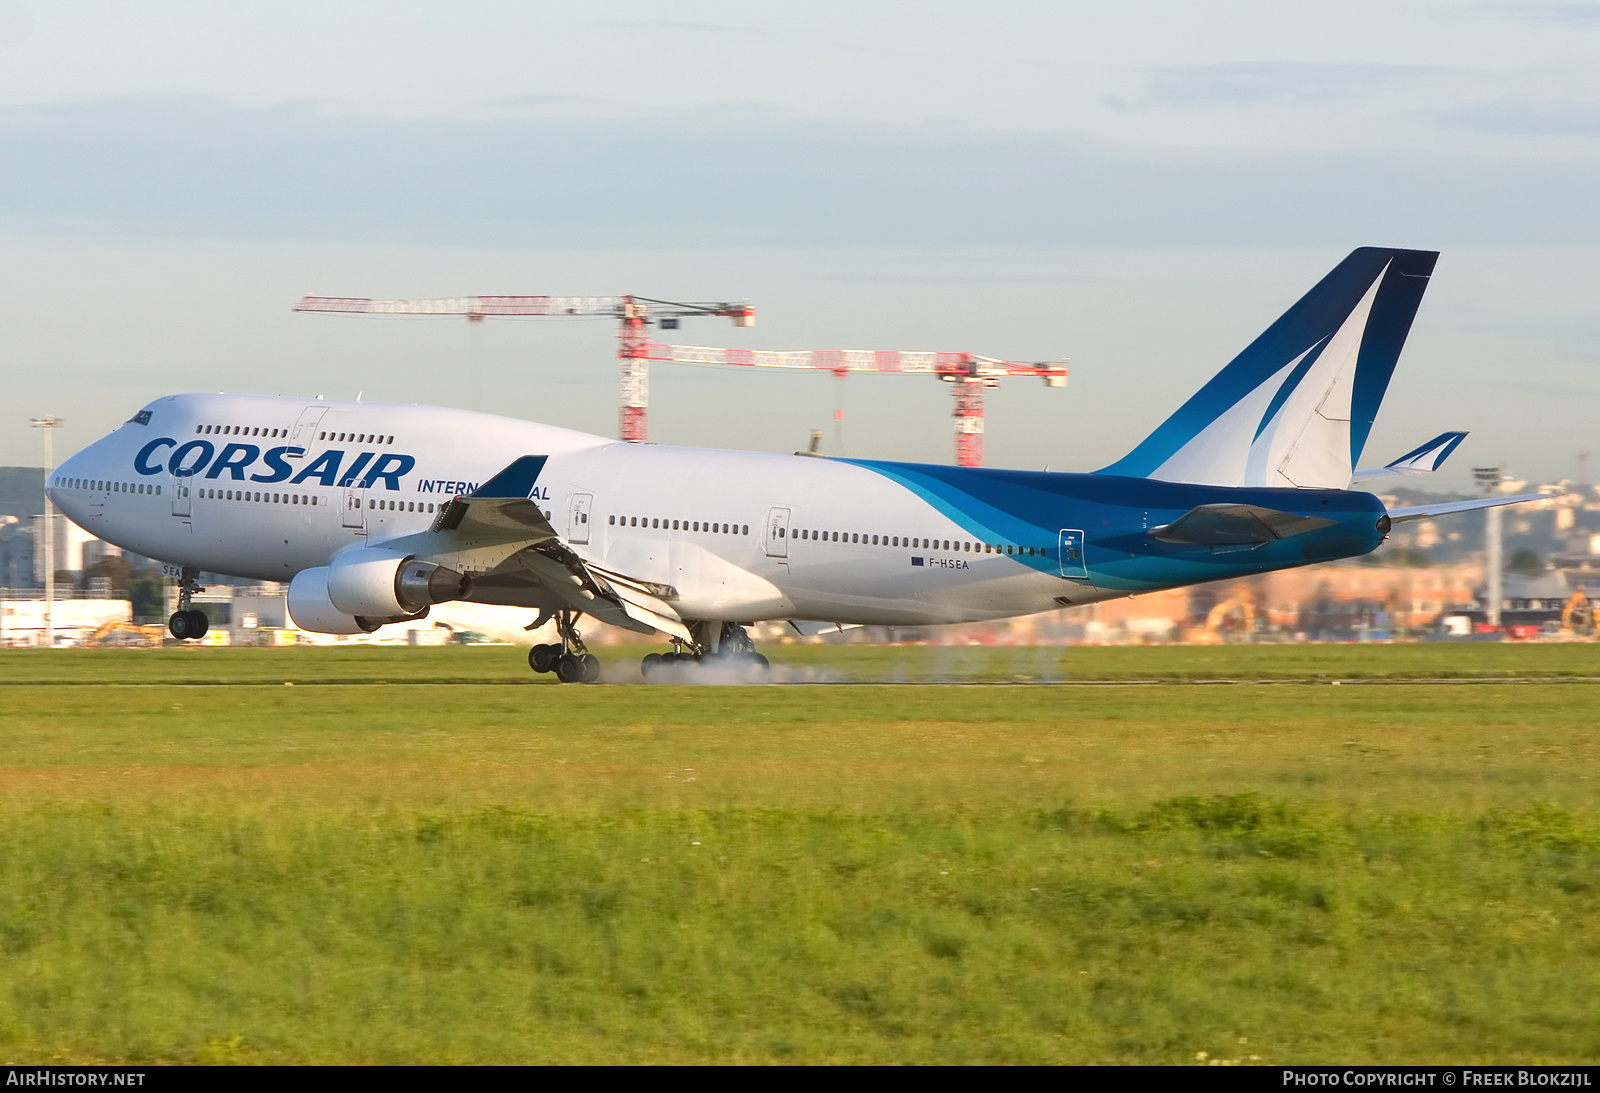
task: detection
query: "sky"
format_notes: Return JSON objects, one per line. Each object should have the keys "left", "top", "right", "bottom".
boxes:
{"left": 3, "top": 1, "right": 1599, "bottom": 487}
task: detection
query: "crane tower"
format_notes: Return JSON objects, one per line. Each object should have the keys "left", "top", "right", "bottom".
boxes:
{"left": 638, "top": 343, "right": 1067, "bottom": 467}
{"left": 294, "top": 294, "right": 755, "bottom": 444}
{"left": 294, "top": 295, "right": 1066, "bottom": 467}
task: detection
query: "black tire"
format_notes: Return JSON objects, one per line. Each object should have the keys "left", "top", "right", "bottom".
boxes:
{"left": 189, "top": 610, "right": 209, "bottom": 638}
{"left": 641, "top": 652, "right": 664, "bottom": 681}
{"left": 555, "top": 654, "right": 582, "bottom": 684}
{"left": 168, "top": 611, "right": 191, "bottom": 640}
{"left": 578, "top": 653, "right": 601, "bottom": 683}
{"left": 751, "top": 653, "right": 770, "bottom": 669}
{"left": 529, "top": 643, "right": 560, "bottom": 673}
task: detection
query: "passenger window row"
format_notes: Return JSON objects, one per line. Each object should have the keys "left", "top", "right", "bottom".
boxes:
{"left": 369, "top": 499, "right": 435, "bottom": 513}
{"left": 609, "top": 516, "right": 750, "bottom": 535}
{"left": 194, "top": 425, "right": 399, "bottom": 446}
{"left": 319, "top": 431, "right": 394, "bottom": 444}
{"left": 54, "top": 477, "right": 161, "bottom": 496}
{"left": 196, "top": 424, "right": 290, "bottom": 438}
{"left": 786, "top": 527, "right": 1048, "bottom": 557}
{"left": 198, "top": 488, "right": 319, "bottom": 505}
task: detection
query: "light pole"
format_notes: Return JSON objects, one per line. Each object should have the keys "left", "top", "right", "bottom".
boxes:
{"left": 1473, "top": 466, "right": 1503, "bottom": 630}
{"left": 29, "top": 416, "right": 63, "bottom": 647}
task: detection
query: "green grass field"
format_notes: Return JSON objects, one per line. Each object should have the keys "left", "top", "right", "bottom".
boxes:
{"left": 1, "top": 644, "right": 1598, "bottom": 1064}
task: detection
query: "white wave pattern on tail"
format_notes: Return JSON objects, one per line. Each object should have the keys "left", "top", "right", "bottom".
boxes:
{"left": 1147, "top": 351, "right": 1310, "bottom": 488}
{"left": 1248, "top": 262, "right": 1387, "bottom": 489}
{"left": 1145, "top": 261, "right": 1389, "bottom": 490}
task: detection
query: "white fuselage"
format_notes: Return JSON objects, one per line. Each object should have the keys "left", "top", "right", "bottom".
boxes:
{"left": 48, "top": 393, "right": 1091, "bottom": 627}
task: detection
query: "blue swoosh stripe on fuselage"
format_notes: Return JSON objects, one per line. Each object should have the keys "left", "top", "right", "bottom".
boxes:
{"left": 842, "top": 459, "right": 1386, "bottom": 591}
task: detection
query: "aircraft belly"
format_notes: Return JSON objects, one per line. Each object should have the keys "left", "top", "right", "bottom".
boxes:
{"left": 601, "top": 537, "right": 795, "bottom": 620}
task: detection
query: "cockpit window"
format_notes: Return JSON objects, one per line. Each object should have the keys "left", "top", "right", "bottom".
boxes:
{"left": 126, "top": 410, "right": 152, "bottom": 426}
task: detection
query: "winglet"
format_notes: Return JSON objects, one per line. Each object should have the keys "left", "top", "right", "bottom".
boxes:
{"left": 1352, "top": 431, "right": 1467, "bottom": 483}
{"left": 471, "top": 455, "right": 549, "bottom": 499}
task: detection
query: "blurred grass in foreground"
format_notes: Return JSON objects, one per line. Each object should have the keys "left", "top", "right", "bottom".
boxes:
{"left": 3, "top": 799, "right": 1598, "bottom": 1064}
{"left": 1, "top": 639, "right": 1598, "bottom": 685}
{"left": 0, "top": 645, "right": 1597, "bottom": 1063}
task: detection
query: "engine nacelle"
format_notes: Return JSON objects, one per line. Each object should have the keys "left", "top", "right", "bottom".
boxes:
{"left": 287, "top": 553, "right": 471, "bottom": 635}
{"left": 326, "top": 547, "right": 471, "bottom": 617}
{"left": 287, "top": 567, "right": 379, "bottom": 634}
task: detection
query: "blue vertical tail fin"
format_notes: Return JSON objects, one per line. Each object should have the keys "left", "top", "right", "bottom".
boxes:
{"left": 1099, "top": 247, "right": 1439, "bottom": 488}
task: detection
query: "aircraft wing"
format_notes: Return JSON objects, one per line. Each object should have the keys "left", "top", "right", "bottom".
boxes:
{"left": 387, "top": 456, "right": 693, "bottom": 642}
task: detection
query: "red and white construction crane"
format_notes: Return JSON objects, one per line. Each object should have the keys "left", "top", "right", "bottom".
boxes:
{"left": 293, "top": 294, "right": 1067, "bottom": 467}
{"left": 637, "top": 344, "right": 1067, "bottom": 467}
{"left": 294, "top": 294, "right": 755, "bottom": 444}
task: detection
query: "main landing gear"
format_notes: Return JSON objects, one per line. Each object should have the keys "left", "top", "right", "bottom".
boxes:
{"left": 641, "top": 621, "right": 769, "bottom": 683}
{"left": 527, "top": 609, "right": 601, "bottom": 684}
{"left": 167, "top": 566, "right": 210, "bottom": 640}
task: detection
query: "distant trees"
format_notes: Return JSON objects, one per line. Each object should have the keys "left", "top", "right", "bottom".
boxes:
{"left": 1508, "top": 549, "right": 1545, "bottom": 576}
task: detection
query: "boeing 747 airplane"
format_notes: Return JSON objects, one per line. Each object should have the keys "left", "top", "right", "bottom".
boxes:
{"left": 47, "top": 248, "right": 1541, "bottom": 681}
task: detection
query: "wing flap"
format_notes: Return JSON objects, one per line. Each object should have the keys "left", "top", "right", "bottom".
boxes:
{"left": 587, "top": 565, "right": 693, "bottom": 643}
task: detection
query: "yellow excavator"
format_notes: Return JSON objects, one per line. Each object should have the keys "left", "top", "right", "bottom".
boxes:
{"left": 1190, "top": 589, "right": 1256, "bottom": 644}
{"left": 85, "top": 619, "right": 168, "bottom": 647}
{"left": 1560, "top": 585, "right": 1599, "bottom": 639}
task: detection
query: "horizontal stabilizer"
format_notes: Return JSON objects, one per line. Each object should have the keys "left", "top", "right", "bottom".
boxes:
{"left": 1149, "top": 503, "right": 1337, "bottom": 548}
{"left": 1352, "top": 431, "right": 1467, "bottom": 483}
{"left": 1386, "top": 493, "right": 1548, "bottom": 524}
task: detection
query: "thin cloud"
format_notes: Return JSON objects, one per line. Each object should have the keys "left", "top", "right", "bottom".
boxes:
{"left": 0, "top": 95, "right": 1595, "bottom": 249}
{"left": 1435, "top": 99, "right": 1600, "bottom": 135}
{"left": 1145, "top": 62, "right": 1440, "bottom": 105}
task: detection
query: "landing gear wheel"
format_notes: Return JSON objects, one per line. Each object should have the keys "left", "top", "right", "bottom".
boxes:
{"left": 168, "top": 610, "right": 208, "bottom": 640}
{"left": 578, "top": 653, "right": 601, "bottom": 683}
{"left": 555, "top": 654, "right": 583, "bottom": 684}
{"left": 641, "top": 652, "right": 665, "bottom": 681}
{"left": 529, "top": 643, "right": 561, "bottom": 673}
{"left": 170, "top": 567, "right": 208, "bottom": 641}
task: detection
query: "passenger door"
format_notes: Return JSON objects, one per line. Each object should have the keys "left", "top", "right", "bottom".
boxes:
{"left": 289, "top": 405, "right": 329, "bottom": 452}
{"left": 568, "top": 492, "right": 595, "bottom": 544}
{"left": 1058, "top": 528, "right": 1087, "bottom": 579}
{"left": 341, "top": 487, "right": 366, "bottom": 531}
{"left": 763, "top": 506, "right": 792, "bottom": 558}
{"left": 170, "top": 472, "right": 191, "bottom": 518}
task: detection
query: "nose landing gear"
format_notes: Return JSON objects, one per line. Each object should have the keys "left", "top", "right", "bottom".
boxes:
{"left": 167, "top": 567, "right": 210, "bottom": 640}
{"left": 526, "top": 609, "right": 601, "bottom": 683}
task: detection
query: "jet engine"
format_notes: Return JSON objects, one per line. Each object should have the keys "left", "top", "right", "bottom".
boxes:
{"left": 287, "top": 550, "right": 472, "bottom": 634}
